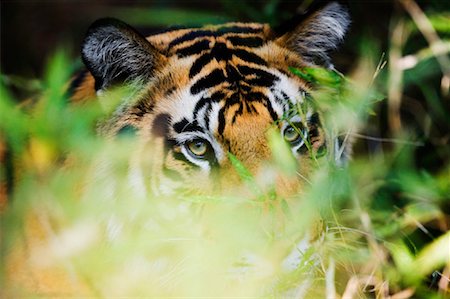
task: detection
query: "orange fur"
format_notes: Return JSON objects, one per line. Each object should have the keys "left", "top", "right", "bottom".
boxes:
{"left": 6, "top": 3, "right": 350, "bottom": 294}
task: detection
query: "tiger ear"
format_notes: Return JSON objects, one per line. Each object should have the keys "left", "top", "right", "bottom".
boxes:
{"left": 275, "top": 2, "right": 350, "bottom": 67}
{"left": 81, "top": 18, "right": 164, "bottom": 91}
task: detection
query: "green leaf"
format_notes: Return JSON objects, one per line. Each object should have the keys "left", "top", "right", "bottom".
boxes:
{"left": 414, "top": 230, "right": 450, "bottom": 277}
{"left": 289, "top": 67, "right": 343, "bottom": 87}
{"left": 267, "top": 127, "right": 297, "bottom": 175}
{"left": 228, "top": 152, "right": 264, "bottom": 199}
{"left": 38, "top": 49, "right": 73, "bottom": 127}
{"left": 0, "top": 83, "right": 29, "bottom": 153}
{"left": 228, "top": 152, "right": 254, "bottom": 183}
{"left": 388, "top": 242, "right": 419, "bottom": 283}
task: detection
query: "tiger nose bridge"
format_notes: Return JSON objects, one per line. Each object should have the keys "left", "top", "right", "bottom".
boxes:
{"left": 224, "top": 133, "right": 300, "bottom": 196}
{"left": 222, "top": 132, "right": 300, "bottom": 196}
{"left": 224, "top": 117, "right": 272, "bottom": 175}
{"left": 219, "top": 114, "right": 301, "bottom": 195}
{"left": 231, "top": 136, "right": 271, "bottom": 174}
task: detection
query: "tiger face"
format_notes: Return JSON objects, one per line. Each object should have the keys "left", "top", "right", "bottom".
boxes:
{"left": 74, "top": 2, "right": 350, "bottom": 195}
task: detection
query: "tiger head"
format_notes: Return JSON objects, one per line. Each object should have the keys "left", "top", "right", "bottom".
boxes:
{"left": 75, "top": 2, "right": 350, "bottom": 196}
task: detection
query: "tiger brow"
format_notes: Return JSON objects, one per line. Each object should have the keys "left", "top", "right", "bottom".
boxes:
{"left": 168, "top": 26, "right": 263, "bottom": 48}
{"left": 176, "top": 40, "right": 211, "bottom": 57}
{"left": 172, "top": 118, "right": 204, "bottom": 134}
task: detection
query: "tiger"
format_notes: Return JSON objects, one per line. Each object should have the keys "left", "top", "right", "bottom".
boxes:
{"left": 71, "top": 1, "right": 351, "bottom": 197}
{"left": 4, "top": 2, "right": 351, "bottom": 296}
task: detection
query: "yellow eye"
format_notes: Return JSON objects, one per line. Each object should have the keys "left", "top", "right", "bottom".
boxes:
{"left": 284, "top": 127, "right": 299, "bottom": 142}
{"left": 186, "top": 139, "right": 208, "bottom": 157}
{"left": 283, "top": 124, "right": 304, "bottom": 144}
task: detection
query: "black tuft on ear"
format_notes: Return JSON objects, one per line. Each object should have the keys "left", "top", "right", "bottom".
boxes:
{"left": 276, "top": 2, "right": 350, "bottom": 67}
{"left": 81, "top": 18, "right": 162, "bottom": 91}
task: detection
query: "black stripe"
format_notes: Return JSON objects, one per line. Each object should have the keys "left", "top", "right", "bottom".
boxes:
{"left": 173, "top": 118, "right": 189, "bottom": 133}
{"left": 210, "top": 42, "right": 233, "bottom": 61}
{"left": 204, "top": 104, "right": 213, "bottom": 130}
{"left": 232, "top": 49, "right": 267, "bottom": 65}
{"left": 226, "top": 92, "right": 241, "bottom": 105}
{"left": 193, "top": 97, "right": 209, "bottom": 118}
{"left": 169, "top": 26, "right": 262, "bottom": 48}
{"left": 247, "top": 102, "right": 256, "bottom": 113}
{"left": 189, "top": 53, "right": 213, "bottom": 78}
{"left": 281, "top": 91, "right": 289, "bottom": 100}
{"left": 193, "top": 92, "right": 223, "bottom": 118}
{"left": 217, "top": 25, "right": 262, "bottom": 34}
{"left": 210, "top": 90, "right": 226, "bottom": 102}
{"left": 169, "top": 30, "right": 215, "bottom": 48}
{"left": 247, "top": 77, "right": 276, "bottom": 87}
{"left": 227, "top": 36, "right": 264, "bottom": 47}
{"left": 173, "top": 118, "right": 204, "bottom": 133}
{"left": 202, "top": 91, "right": 224, "bottom": 131}
{"left": 231, "top": 103, "right": 244, "bottom": 124}
{"left": 68, "top": 69, "right": 88, "bottom": 95}
{"left": 309, "top": 127, "right": 319, "bottom": 138}
{"left": 176, "top": 40, "right": 211, "bottom": 57}
{"left": 218, "top": 93, "right": 242, "bottom": 134}
{"left": 237, "top": 65, "right": 271, "bottom": 77}
{"left": 246, "top": 91, "right": 267, "bottom": 102}
{"left": 183, "top": 121, "right": 203, "bottom": 133}
{"left": 297, "top": 144, "right": 309, "bottom": 155}
{"left": 275, "top": 67, "right": 290, "bottom": 77}
{"left": 309, "top": 112, "right": 321, "bottom": 126}
{"left": 236, "top": 65, "right": 258, "bottom": 75}
{"left": 274, "top": 95, "right": 284, "bottom": 105}
{"left": 243, "top": 91, "right": 279, "bottom": 121}
{"left": 189, "top": 45, "right": 268, "bottom": 78}
{"left": 165, "top": 87, "right": 176, "bottom": 97}
{"left": 190, "top": 69, "right": 226, "bottom": 95}
{"left": 133, "top": 98, "right": 155, "bottom": 117}
{"left": 304, "top": 91, "right": 314, "bottom": 102}
{"left": 225, "top": 64, "right": 241, "bottom": 88}
{"left": 190, "top": 43, "right": 232, "bottom": 78}
{"left": 190, "top": 65, "right": 274, "bottom": 96}
{"left": 242, "top": 67, "right": 278, "bottom": 87}
{"left": 218, "top": 106, "right": 226, "bottom": 135}
{"left": 265, "top": 99, "right": 279, "bottom": 121}
{"left": 308, "top": 113, "right": 321, "bottom": 138}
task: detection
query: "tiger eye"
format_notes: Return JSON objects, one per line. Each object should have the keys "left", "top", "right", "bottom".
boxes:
{"left": 187, "top": 139, "right": 208, "bottom": 157}
{"left": 283, "top": 126, "right": 301, "bottom": 143}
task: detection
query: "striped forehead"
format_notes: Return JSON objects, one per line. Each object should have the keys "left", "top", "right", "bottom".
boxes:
{"left": 161, "top": 23, "right": 268, "bottom": 55}
{"left": 156, "top": 24, "right": 267, "bottom": 78}
{"left": 151, "top": 23, "right": 307, "bottom": 135}
{"left": 163, "top": 68, "right": 305, "bottom": 136}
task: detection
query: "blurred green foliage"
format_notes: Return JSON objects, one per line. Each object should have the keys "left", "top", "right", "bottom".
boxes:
{"left": 1, "top": 1, "right": 449, "bottom": 298}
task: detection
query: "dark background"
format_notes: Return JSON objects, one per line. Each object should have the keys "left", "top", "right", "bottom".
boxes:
{"left": 1, "top": 0, "right": 401, "bottom": 77}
